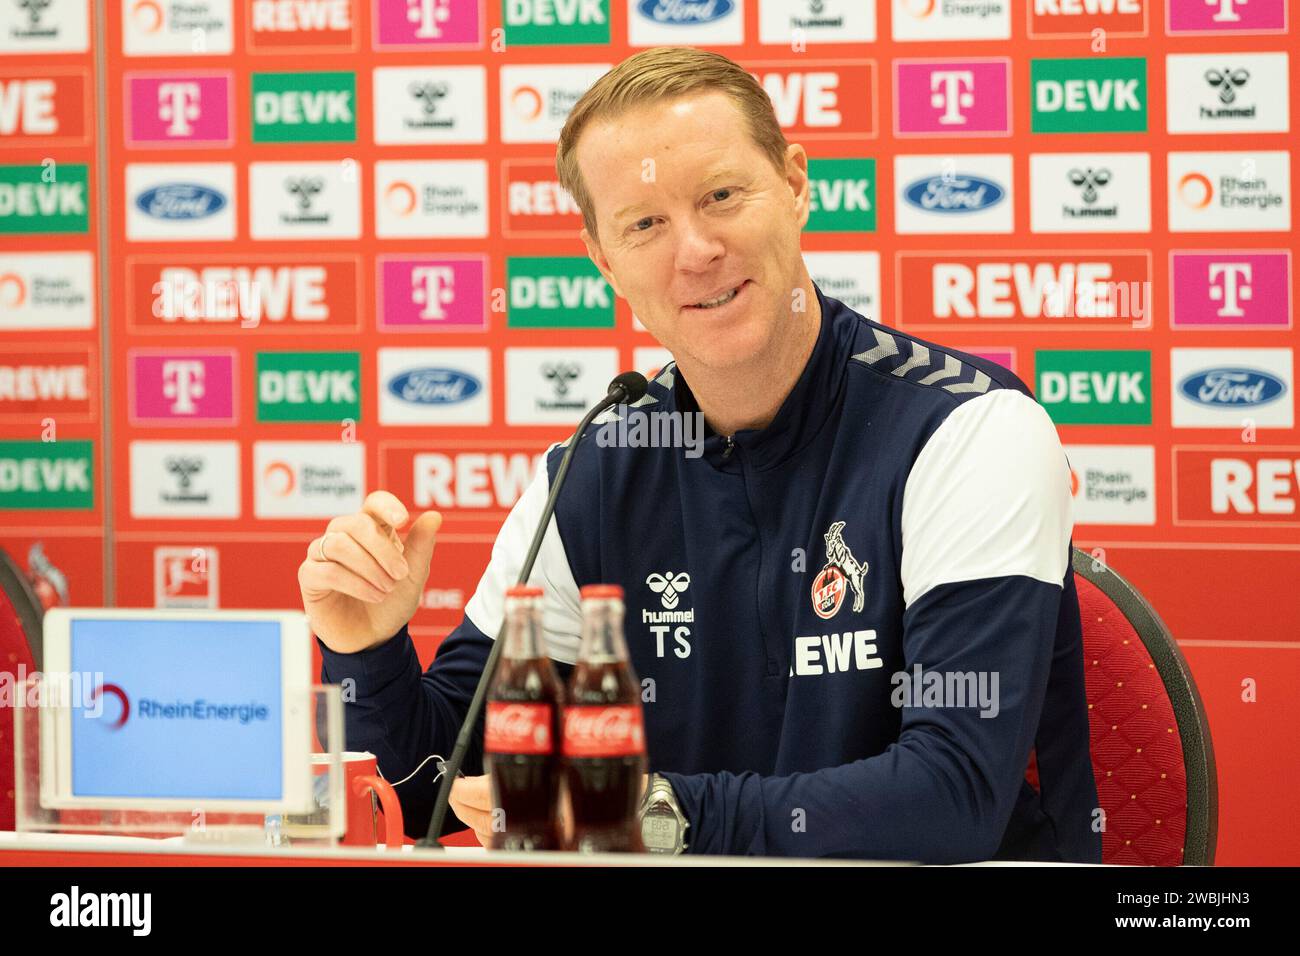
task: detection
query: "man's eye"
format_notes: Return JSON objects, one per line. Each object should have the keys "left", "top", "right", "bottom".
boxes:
{"left": 710, "top": 187, "right": 738, "bottom": 203}
{"left": 631, "top": 217, "right": 655, "bottom": 232}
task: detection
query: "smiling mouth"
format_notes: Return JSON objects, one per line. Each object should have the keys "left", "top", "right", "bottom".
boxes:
{"left": 687, "top": 280, "right": 748, "bottom": 310}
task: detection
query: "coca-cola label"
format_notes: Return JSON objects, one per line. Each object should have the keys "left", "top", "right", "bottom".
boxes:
{"left": 485, "top": 702, "right": 553, "bottom": 755}
{"left": 562, "top": 705, "right": 645, "bottom": 758}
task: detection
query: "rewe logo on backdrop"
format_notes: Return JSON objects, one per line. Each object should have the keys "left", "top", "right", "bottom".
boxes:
{"left": 248, "top": 0, "right": 356, "bottom": 50}
{"left": 0, "top": 74, "right": 88, "bottom": 143}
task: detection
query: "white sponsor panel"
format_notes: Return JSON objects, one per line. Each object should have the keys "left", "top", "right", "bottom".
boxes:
{"left": 130, "top": 440, "right": 240, "bottom": 518}
{"left": 1168, "top": 150, "right": 1291, "bottom": 232}
{"left": 804, "top": 251, "right": 881, "bottom": 318}
{"left": 378, "top": 348, "right": 491, "bottom": 425}
{"left": 0, "top": 251, "right": 94, "bottom": 330}
{"left": 1064, "top": 444, "right": 1156, "bottom": 526}
{"left": 253, "top": 440, "right": 364, "bottom": 518}
{"left": 122, "top": 0, "right": 233, "bottom": 55}
{"left": 1029, "top": 152, "right": 1151, "bottom": 233}
{"left": 374, "top": 160, "right": 488, "bottom": 238}
{"left": 372, "top": 66, "right": 486, "bottom": 144}
{"left": 499, "top": 64, "right": 610, "bottom": 143}
{"left": 0, "top": 0, "right": 89, "bottom": 53}
{"left": 125, "top": 162, "right": 237, "bottom": 241}
{"left": 892, "top": 0, "right": 1009, "bottom": 40}
{"left": 505, "top": 347, "right": 620, "bottom": 425}
{"left": 759, "top": 0, "right": 876, "bottom": 43}
{"left": 894, "top": 153, "right": 1014, "bottom": 234}
{"left": 628, "top": 0, "right": 744, "bottom": 45}
{"left": 1170, "top": 347, "right": 1293, "bottom": 428}
{"left": 1165, "top": 52, "right": 1289, "bottom": 134}
{"left": 249, "top": 160, "right": 361, "bottom": 239}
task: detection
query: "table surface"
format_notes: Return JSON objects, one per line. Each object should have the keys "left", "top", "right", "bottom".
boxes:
{"left": 0, "top": 830, "right": 915, "bottom": 867}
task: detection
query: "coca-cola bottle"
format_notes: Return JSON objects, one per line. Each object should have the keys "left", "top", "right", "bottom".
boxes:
{"left": 563, "top": 584, "right": 647, "bottom": 853}
{"left": 484, "top": 585, "right": 565, "bottom": 850}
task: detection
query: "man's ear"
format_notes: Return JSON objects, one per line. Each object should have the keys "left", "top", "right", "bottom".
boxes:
{"left": 784, "top": 144, "right": 812, "bottom": 231}
{"left": 581, "top": 226, "right": 624, "bottom": 299}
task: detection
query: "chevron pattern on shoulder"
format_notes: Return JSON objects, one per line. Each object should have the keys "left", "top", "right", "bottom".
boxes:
{"left": 851, "top": 327, "right": 992, "bottom": 396}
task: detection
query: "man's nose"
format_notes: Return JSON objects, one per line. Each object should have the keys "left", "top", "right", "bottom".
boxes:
{"left": 672, "top": 215, "right": 726, "bottom": 271}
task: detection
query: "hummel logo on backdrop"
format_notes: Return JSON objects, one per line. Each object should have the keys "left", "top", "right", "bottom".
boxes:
{"left": 1205, "top": 67, "right": 1250, "bottom": 104}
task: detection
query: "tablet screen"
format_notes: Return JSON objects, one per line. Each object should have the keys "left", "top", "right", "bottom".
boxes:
{"left": 69, "top": 617, "right": 284, "bottom": 800}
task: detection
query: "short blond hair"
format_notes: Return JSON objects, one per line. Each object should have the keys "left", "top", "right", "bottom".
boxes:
{"left": 556, "top": 47, "right": 790, "bottom": 242}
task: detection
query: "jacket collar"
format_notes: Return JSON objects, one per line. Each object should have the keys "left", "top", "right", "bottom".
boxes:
{"left": 673, "top": 281, "right": 852, "bottom": 471}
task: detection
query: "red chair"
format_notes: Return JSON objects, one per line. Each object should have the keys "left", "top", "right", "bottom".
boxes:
{"left": 1070, "top": 547, "right": 1218, "bottom": 865}
{"left": 0, "top": 548, "right": 45, "bottom": 832}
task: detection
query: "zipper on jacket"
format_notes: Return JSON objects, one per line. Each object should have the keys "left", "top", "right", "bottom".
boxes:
{"left": 722, "top": 435, "right": 735, "bottom": 459}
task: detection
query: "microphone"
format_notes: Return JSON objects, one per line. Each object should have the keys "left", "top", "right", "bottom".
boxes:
{"left": 419, "top": 371, "right": 649, "bottom": 847}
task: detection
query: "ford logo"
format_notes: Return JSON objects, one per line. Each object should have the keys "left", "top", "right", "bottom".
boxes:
{"left": 903, "top": 174, "right": 1005, "bottom": 213}
{"left": 388, "top": 369, "right": 480, "bottom": 405}
{"left": 1179, "top": 368, "right": 1286, "bottom": 407}
{"left": 637, "top": 0, "right": 734, "bottom": 25}
{"left": 135, "top": 183, "right": 226, "bottom": 220}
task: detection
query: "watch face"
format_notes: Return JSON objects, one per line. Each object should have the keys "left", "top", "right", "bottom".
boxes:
{"left": 641, "top": 811, "right": 678, "bottom": 852}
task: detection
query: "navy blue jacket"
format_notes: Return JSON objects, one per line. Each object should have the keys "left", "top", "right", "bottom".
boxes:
{"left": 319, "top": 281, "right": 1102, "bottom": 863}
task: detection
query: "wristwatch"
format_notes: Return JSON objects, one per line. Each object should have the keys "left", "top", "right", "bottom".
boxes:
{"left": 638, "top": 773, "right": 689, "bottom": 855}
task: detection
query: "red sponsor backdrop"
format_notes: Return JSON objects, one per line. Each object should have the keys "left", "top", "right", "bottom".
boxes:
{"left": 1, "top": 1, "right": 1297, "bottom": 863}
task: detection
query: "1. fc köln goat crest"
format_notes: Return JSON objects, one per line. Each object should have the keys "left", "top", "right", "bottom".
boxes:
{"left": 812, "top": 520, "right": 868, "bottom": 620}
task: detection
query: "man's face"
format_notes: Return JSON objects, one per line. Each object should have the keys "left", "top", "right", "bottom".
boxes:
{"left": 576, "top": 92, "right": 812, "bottom": 374}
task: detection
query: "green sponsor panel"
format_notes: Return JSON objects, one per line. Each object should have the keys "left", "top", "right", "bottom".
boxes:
{"left": 1036, "top": 350, "right": 1151, "bottom": 425}
{"left": 806, "top": 158, "right": 875, "bottom": 233}
{"left": 257, "top": 351, "right": 361, "bottom": 422}
{"left": 0, "top": 440, "right": 94, "bottom": 509}
{"left": 0, "top": 164, "right": 90, "bottom": 234}
{"left": 252, "top": 71, "right": 357, "bottom": 143}
{"left": 1031, "top": 57, "right": 1147, "bottom": 133}
{"left": 502, "top": 0, "right": 611, "bottom": 44}
{"left": 507, "top": 257, "right": 615, "bottom": 328}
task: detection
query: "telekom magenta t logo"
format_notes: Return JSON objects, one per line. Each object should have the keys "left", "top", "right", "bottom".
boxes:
{"left": 1208, "top": 262, "right": 1252, "bottom": 317}
{"left": 157, "top": 82, "right": 200, "bottom": 137}
{"left": 162, "top": 360, "right": 206, "bottom": 414}
{"left": 411, "top": 266, "right": 455, "bottom": 320}
{"left": 1171, "top": 252, "right": 1290, "bottom": 329}
{"left": 930, "top": 71, "right": 975, "bottom": 125}
{"left": 895, "top": 60, "right": 1010, "bottom": 136}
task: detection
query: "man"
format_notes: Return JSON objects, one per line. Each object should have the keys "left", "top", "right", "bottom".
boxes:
{"left": 299, "top": 47, "right": 1101, "bottom": 862}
